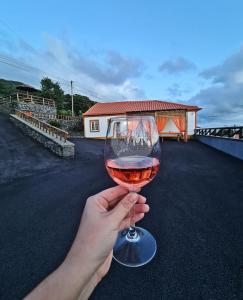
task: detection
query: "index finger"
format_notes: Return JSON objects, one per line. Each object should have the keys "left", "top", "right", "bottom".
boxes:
{"left": 97, "top": 186, "right": 129, "bottom": 202}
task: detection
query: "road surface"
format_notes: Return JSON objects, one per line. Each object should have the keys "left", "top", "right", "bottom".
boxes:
{"left": 0, "top": 113, "right": 243, "bottom": 300}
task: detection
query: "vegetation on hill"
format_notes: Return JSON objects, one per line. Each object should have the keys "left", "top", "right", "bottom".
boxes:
{"left": 40, "top": 77, "right": 96, "bottom": 114}
{"left": 0, "top": 77, "right": 96, "bottom": 115}
{"left": 0, "top": 78, "right": 24, "bottom": 97}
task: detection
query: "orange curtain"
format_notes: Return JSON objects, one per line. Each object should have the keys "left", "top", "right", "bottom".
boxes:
{"left": 156, "top": 116, "right": 168, "bottom": 132}
{"left": 173, "top": 116, "right": 185, "bottom": 132}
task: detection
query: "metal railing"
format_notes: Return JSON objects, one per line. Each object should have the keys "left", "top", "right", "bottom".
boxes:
{"left": 15, "top": 110, "right": 69, "bottom": 141}
{"left": 194, "top": 127, "right": 243, "bottom": 140}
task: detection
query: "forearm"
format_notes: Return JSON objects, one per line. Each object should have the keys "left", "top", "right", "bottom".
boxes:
{"left": 24, "top": 223, "right": 102, "bottom": 300}
{"left": 24, "top": 257, "right": 95, "bottom": 300}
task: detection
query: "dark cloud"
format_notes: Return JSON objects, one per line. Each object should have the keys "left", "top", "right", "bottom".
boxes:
{"left": 191, "top": 47, "right": 243, "bottom": 126}
{"left": 200, "top": 46, "right": 243, "bottom": 85}
{"left": 191, "top": 85, "right": 243, "bottom": 126}
{"left": 159, "top": 56, "right": 196, "bottom": 74}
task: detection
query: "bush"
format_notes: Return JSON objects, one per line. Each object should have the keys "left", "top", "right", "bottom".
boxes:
{"left": 49, "top": 119, "right": 61, "bottom": 128}
{"left": 57, "top": 109, "right": 72, "bottom": 116}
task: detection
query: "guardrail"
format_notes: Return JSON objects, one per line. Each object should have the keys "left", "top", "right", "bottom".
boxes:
{"left": 1, "top": 93, "right": 55, "bottom": 107}
{"left": 0, "top": 96, "right": 10, "bottom": 105}
{"left": 11, "top": 92, "right": 55, "bottom": 107}
{"left": 15, "top": 110, "right": 69, "bottom": 141}
{"left": 34, "top": 113, "right": 82, "bottom": 120}
{"left": 194, "top": 127, "right": 243, "bottom": 140}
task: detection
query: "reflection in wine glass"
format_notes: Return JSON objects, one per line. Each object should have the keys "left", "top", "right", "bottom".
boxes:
{"left": 104, "top": 116, "right": 161, "bottom": 267}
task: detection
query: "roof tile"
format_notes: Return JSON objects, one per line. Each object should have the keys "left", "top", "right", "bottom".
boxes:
{"left": 83, "top": 100, "right": 200, "bottom": 116}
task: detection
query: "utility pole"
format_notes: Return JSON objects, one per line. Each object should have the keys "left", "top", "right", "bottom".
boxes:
{"left": 71, "top": 80, "right": 74, "bottom": 117}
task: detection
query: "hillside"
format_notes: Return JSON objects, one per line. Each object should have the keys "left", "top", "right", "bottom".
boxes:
{"left": 0, "top": 78, "right": 96, "bottom": 115}
{"left": 0, "top": 78, "right": 25, "bottom": 97}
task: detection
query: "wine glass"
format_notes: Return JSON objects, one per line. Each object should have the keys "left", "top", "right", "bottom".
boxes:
{"left": 104, "top": 115, "right": 161, "bottom": 267}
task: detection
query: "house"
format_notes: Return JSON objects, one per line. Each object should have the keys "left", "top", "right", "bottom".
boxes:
{"left": 83, "top": 100, "right": 201, "bottom": 140}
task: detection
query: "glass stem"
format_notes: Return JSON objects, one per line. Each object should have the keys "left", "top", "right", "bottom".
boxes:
{"left": 129, "top": 204, "right": 135, "bottom": 227}
{"left": 127, "top": 205, "right": 138, "bottom": 239}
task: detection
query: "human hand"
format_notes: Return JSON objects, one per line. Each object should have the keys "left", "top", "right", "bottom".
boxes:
{"left": 66, "top": 186, "right": 149, "bottom": 298}
{"left": 24, "top": 186, "right": 149, "bottom": 300}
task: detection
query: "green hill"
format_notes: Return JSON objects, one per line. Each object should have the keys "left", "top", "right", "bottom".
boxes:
{"left": 0, "top": 78, "right": 25, "bottom": 97}
{"left": 0, "top": 78, "right": 96, "bottom": 115}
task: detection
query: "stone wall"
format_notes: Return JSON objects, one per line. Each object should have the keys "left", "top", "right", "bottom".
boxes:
{"left": 55, "top": 118, "right": 82, "bottom": 131}
{"left": 17, "top": 102, "right": 57, "bottom": 115}
{"left": 37, "top": 116, "right": 82, "bottom": 132}
{"left": 0, "top": 101, "right": 57, "bottom": 116}
{"left": 0, "top": 100, "right": 16, "bottom": 114}
{"left": 0, "top": 103, "right": 13, "bottom": 114}
{"left": 10, "top": 114, "right": 75, "bottom": 158}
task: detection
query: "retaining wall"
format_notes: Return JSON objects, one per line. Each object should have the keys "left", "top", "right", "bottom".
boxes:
{"left": 57, "top": 118, "right": 82, "bottom": 131}
{"left": 10, "top": 114, "right": 75, "bottom": 158}
{"left": 0, "top": 101, "right": 57, "bottom": 115}
{"left": 0, "top": 101, "right": 16, "bottom": 114}
{"left": 17, "top": 102, "right": 57, "bottom": 115}
{"left": 196, "top": 135, "right": 243, "bottom": 160}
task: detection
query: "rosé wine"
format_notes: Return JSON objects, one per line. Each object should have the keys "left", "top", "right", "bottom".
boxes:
{"left": 105, "top": 155, "right": 160, "bottom": 188}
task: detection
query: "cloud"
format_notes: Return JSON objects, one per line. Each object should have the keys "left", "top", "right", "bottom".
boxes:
{"left": 70, "top": 49, "right": 144, "bottom": 85}
{"left": 199, "top": 46, "right": 243, "bottom": 86}
{"left": 167, "top": 83, "right": 190, "bottom": 98}
{"left": 0, "top": 33, "right": 146, "bottom": 101}
{"left": 18, "top": 39, "right": 38, "bottom": 55}
{"left": 159, "top": 56, "right": 196, "bottom": 74}
{"left": 191, "top": 47, "right": 243, "bottom": 126}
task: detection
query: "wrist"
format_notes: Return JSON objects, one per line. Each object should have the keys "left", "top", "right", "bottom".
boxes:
{"left": 62, "top": 236, "right": 101, "bottom": 286}
{"left": 63, "top": 250, "right": 94, "bottom": 281}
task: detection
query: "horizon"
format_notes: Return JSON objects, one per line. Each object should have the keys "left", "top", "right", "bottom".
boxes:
{"left": 1, "top": 1, "right": 243, "bottom": 127}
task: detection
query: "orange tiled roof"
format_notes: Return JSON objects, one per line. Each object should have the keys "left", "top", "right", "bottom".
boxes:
{"left": 83, "top": 100, "right": 200, "bottom": 116}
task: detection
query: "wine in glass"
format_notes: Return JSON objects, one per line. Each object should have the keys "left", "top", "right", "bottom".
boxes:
{"left": 104, "top": 116, "right": 161, "bottom": 267}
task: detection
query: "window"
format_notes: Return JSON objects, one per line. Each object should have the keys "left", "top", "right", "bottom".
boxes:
{"left": 90, "top": 120, "right": 100, "bottom": 132}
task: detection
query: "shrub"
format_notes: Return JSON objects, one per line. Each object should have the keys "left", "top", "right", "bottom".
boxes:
{"left": 49, "top": 119, "right": 61, "bottom": 128}
{"left": 57, "top": 109, "right": 72, "bottom": 116}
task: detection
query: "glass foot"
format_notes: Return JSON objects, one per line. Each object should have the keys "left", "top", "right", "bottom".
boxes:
{"left": 113, "top": 226, "right": 157, "bottom": 267}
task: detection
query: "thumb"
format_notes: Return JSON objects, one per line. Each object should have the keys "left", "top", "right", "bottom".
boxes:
{"left": 110, "top": 192, "right": 139, "bottom": 224}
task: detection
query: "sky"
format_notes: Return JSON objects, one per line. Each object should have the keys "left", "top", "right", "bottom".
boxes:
{"left": 1, "top": 0, "right": 243, "bottom": 126}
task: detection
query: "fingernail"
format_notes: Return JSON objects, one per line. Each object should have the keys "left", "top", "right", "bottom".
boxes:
{"left": 144, "top": 204, "right": 150, "bottom": 212}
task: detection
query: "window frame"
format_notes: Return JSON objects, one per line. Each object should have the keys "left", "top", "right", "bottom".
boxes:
{"left": 89, "top": 119, "right": 100, "bottom": 132}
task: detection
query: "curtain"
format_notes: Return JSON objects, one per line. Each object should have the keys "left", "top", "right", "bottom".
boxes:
{"left": 141, "top": 119, "right": 151, "bottom": 133}
{"left": 127, "top": 120, "right": 139, "bottom": 131}
{"left": 156, "top": 116, "right": 168, "bottom": 132}
{"left": 173, "top": 116, "right": 185, "bottom": 132}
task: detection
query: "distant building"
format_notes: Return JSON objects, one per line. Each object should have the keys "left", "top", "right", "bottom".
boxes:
{"left": 83, "top": 100, "right": 201, "bottom": 140}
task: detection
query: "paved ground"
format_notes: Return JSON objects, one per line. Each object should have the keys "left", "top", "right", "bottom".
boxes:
{"left": 1, "top": 112, "right": 243, "bottom": 300}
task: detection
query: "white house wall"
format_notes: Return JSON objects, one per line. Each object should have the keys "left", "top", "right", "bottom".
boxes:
{"left": 84, "top": 115, "right": 124, "bottom": 138}
{"left": 84, "top": 111, "right": 197, "bottom": 138}
{"left": 187, "top": 111, "right": 196, "bottom": 135}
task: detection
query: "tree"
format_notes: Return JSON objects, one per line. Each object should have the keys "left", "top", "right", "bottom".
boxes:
{"left": 40, "top": 77, "right": 64, "bottom": 110}
{"left": 64, "top": 94, "right": 96, "bottom": 115}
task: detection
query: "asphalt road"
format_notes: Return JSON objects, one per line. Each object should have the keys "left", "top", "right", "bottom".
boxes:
{"left": 1, "top": 112, "right": 243, "bottom": 300}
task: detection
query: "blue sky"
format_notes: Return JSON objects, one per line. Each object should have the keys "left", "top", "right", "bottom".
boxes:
{"left": 1, "top": 0, "right": 243, "bottom": 126}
